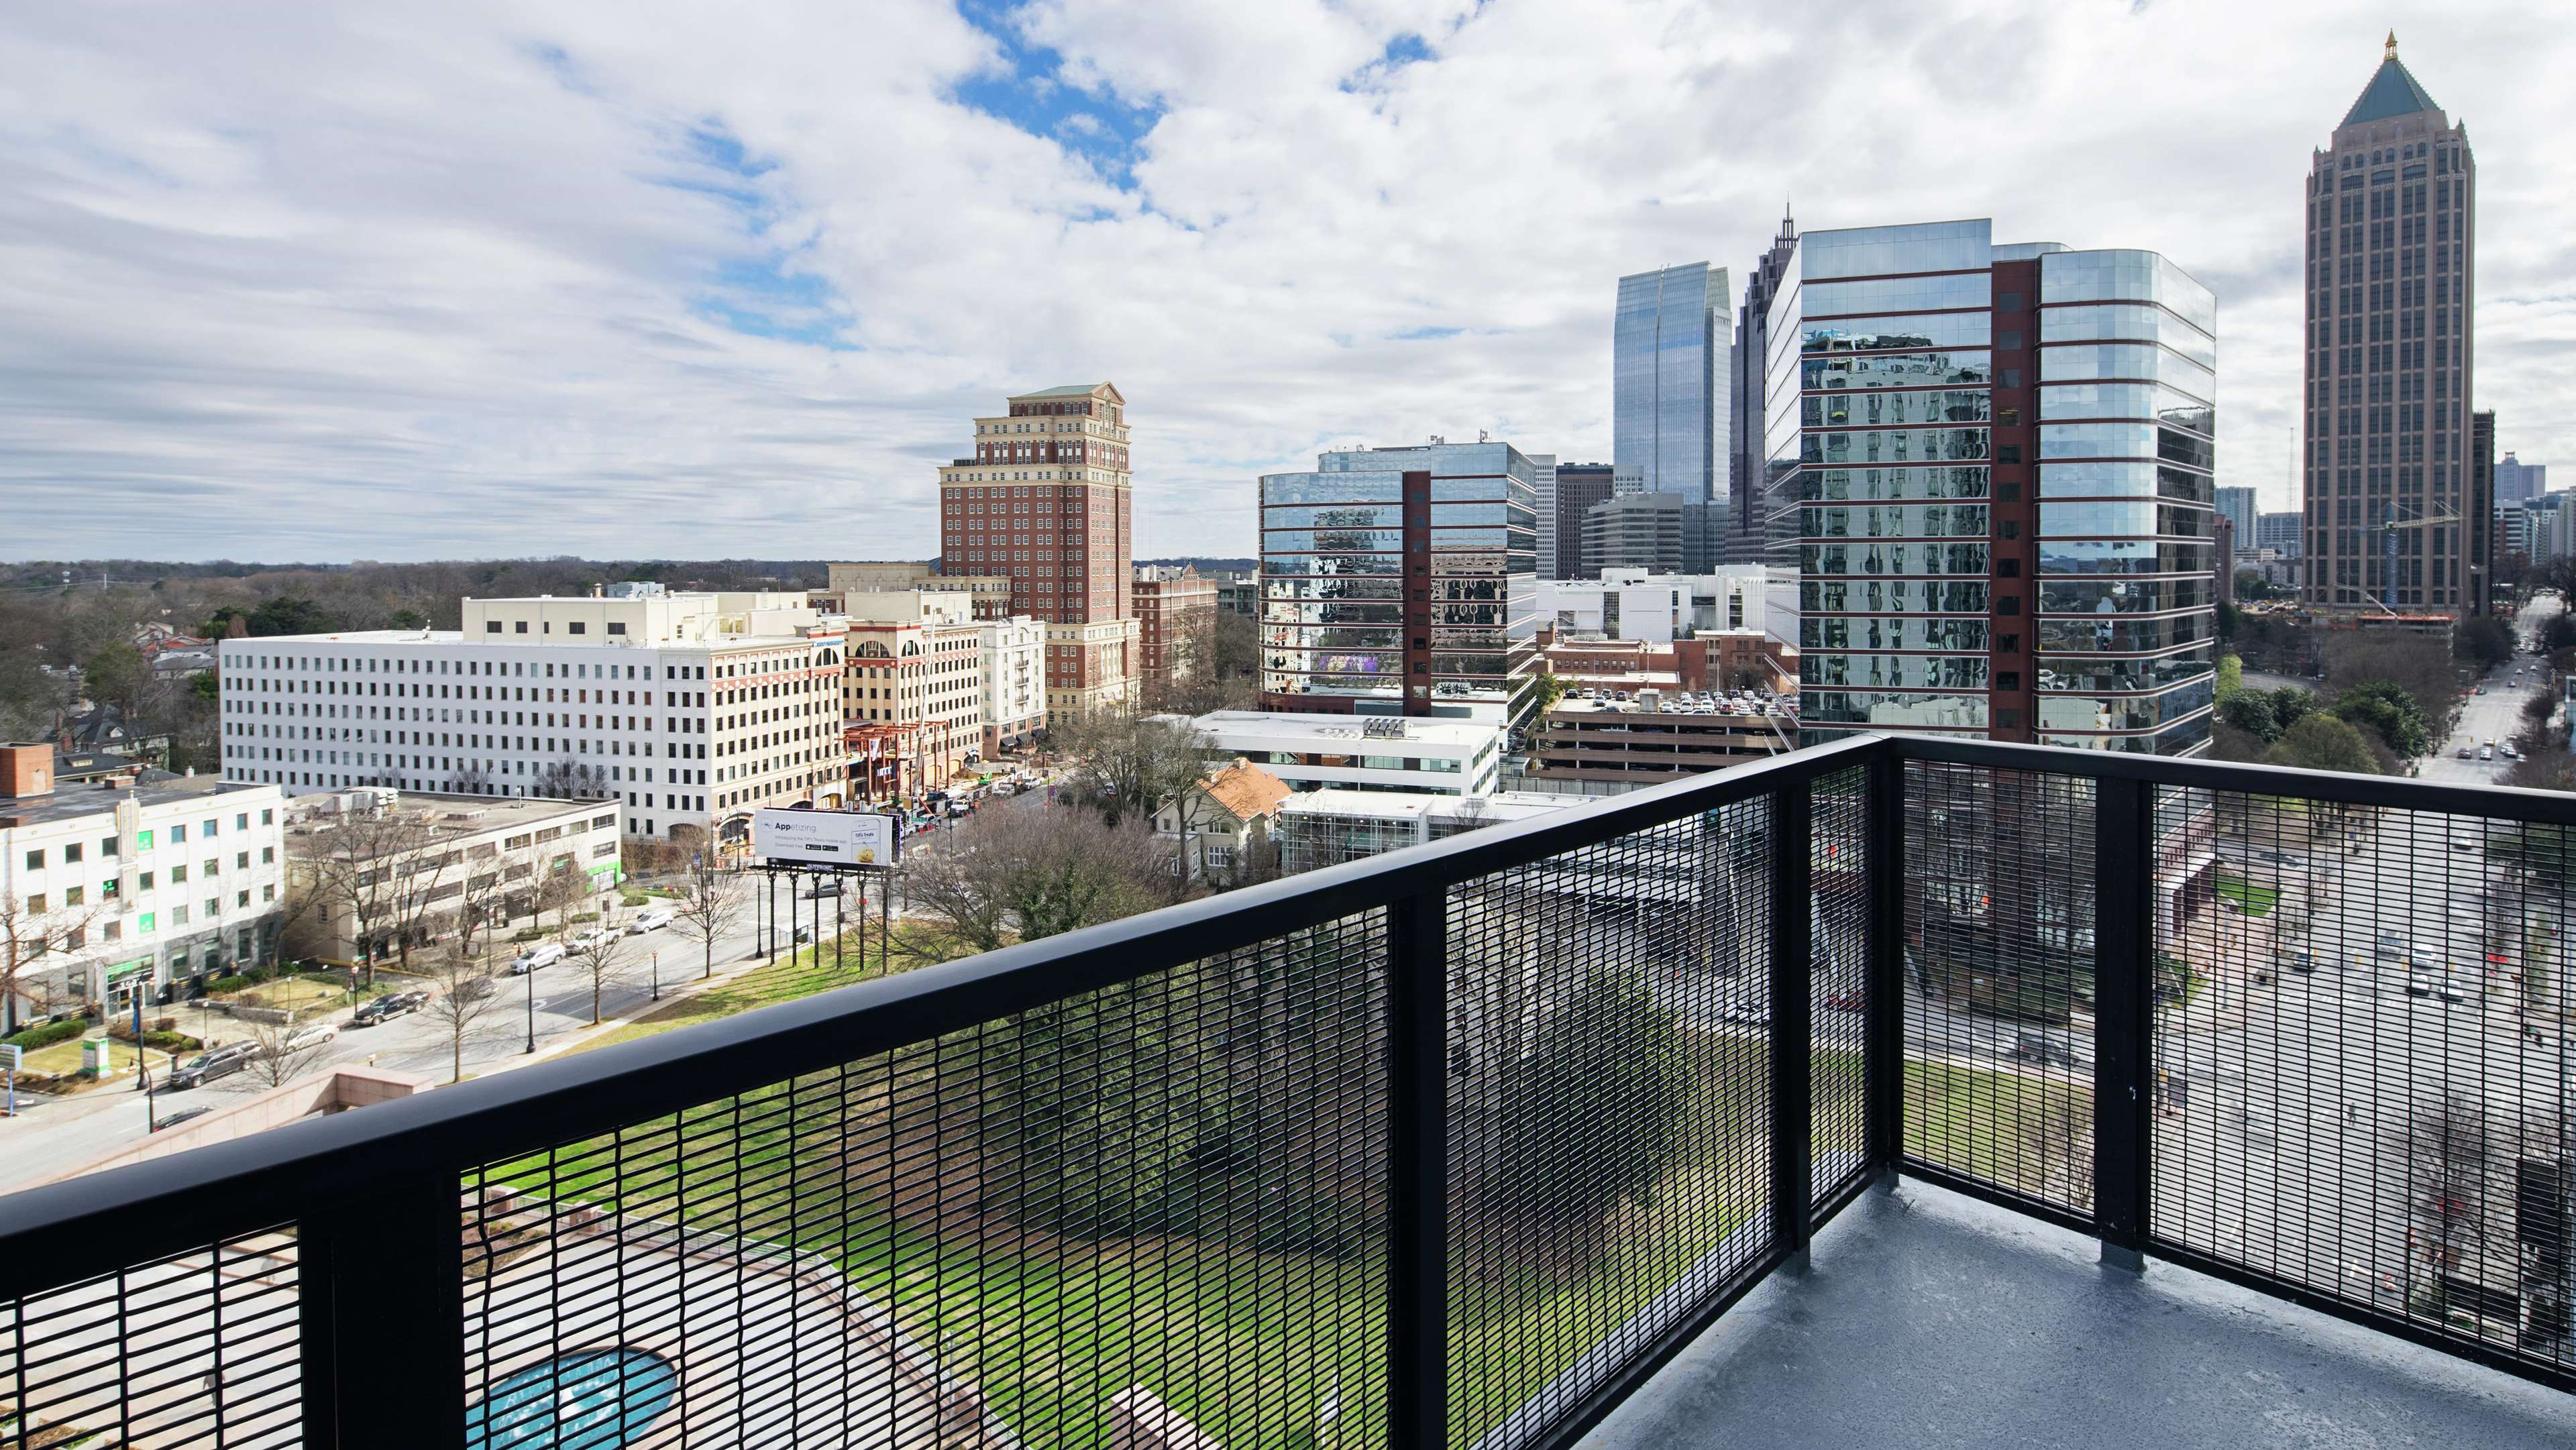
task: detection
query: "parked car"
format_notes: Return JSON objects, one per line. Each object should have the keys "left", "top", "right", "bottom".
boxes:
{"left": 2479, "top": 745, "right": 2493, "bottom": 761}
{"left": 801, "top": 879, "right": 843, "bottom": 899}
{"left": 507, "top": 943, "right": 565, "bottom": 975}
{"left": 164, "top": 1041, "right": 260, "bottom": 1091}
{"left": 566, "top": 928, "right": 612, "bottom": 950}
{"left": 625, "top": 908, "right": 676, "bottom": 934}
{"left": 988, "top": 781, "right": 1017, "bottom": 797}
{"left": 2457, "top": 746, "right": 2474, "bottom": 759}
{"left": 351, "top": 990, "right": 430, "bottom": 1025}
{"left": 152, "top": 1105, "right": 214, "bottom": 1131}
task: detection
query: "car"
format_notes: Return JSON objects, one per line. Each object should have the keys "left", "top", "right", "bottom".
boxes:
{"left": 350, "top": 990, "right": 430, "bottom": 1025}
{"left": 988, "top": 781, "right": 1017, "bottom": 797}
{"left": 2372, "top": 934, "right": 2406, "bottom": 961}
{"left": 625, "top": 907, "right": 676, "bottom": 934}
{"left": 164, "top": 1041, "right": 259, "bottom": 1091}
{"left": 151, "top": 1105, "right": 214, "bottom": 1132}
{"left": 946, "top": 800, "right": 972, "bottom": 818}
{"left": 1823, "top": 987, "right": 1866, "bottom": 1014}
{"left": 566, "top": 928, "right": 612, "bottom": 950}
{"left": 800, "top": 879, "right": 843, "bottom": 899}
{"left": 2284, "top": 946, "right": 2316, "bottom": 974}
{"left": 2458, "top": 746, "right": 2475, "bottom": 759}
{"left": 507, "top": 943, "right": 565, "bottom": 975}
{"left": 2480, "top": 746, "right": 2493, "bottom": 761}
{"left": 271, "top": 1022, "right": 340, "bottom": 1056}
{"left": 2406, "top": 972, "right": 2468, "bottom": 1003}
{"left": 2475, "top": 686, "right": 2487, "bottom": 695}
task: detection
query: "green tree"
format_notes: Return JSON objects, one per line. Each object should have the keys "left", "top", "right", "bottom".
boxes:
{"left": 2329, "top": 679, "right": 2430, "bottom": 759}
{"left": 2217, "top": 689, "right": 2280, "bottom": 744}
{"left": 388, "top": 608, "right": 428, "bottom": 630}
{"left": 2214, "top": 653, "right": 2245, "bottom": 702}
{"left": 81, "top": 642, "right": 145, "bottom": 714}
{"left": 1493, "top": 966, "right": 1689, "bottom": 1233}
{"left": 2545, "top": 613, "right": 2576, "bottom": 655}
{"left": 2216, "top": 600, "right": 2245, "bottom": 639}
{"left": 2270, "top": 685, "right": 2315, "bottom": 731}
{"left": 2263, "top": 714, "right": 2381, "bottom": 776}
{"left": 248, "top": 597, "right": 337, "bottom": 636}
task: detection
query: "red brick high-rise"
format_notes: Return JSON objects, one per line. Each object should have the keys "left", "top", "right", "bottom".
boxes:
{"left": 938, "top": 383, "right": 1140, "bottom": 714}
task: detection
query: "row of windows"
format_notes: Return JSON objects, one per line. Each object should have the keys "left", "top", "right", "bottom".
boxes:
{"left": 17, "top": 809, "right": 272, "bottom": 872}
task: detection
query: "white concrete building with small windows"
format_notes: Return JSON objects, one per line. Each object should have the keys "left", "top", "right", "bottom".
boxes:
{"left": 1, "top": 743, "right": 287, "bottom": 1027}
{"left": 217, "top": 585, "right": 844, "bottom": 853}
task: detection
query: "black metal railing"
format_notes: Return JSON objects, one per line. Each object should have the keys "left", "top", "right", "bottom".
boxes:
{"left": 3, "top": 734, "right": 2573, "bottom": 1449}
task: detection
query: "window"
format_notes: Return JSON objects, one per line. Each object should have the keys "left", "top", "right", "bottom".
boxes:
{"left": 23, "top": 893, "right": 44, "bottom": 914}
{"left": 608, "top": 622, "right": 627, "bottom": 636}
{"left": 262, "top": 846, "right": 274, "bottom": 864}
{"left": 171, "top": 865, "right": 188, "bottom": 883}
{"left": 171, "top": 824, "right": 186, "bottom": 844}
{"left": 570, "top": 622, "right": 587, "bottom": 634}
{"left": 140, "top": 871, "right": 154, "bottom": 891}
{"left": 20, "top": 849, "right": 37, "bottom": 871}
{"left": 262, "top": 885, "right": 276, "bottom": 903}
{"left": 62, "top": 886, "right": 83, "bottom": 907}
{"left": 140, "top": 912, "right": 156, "bottom": 934}
{"left": 238, "top": 889, "right": 251, "bottom": 909}
{"left": 487, "top": 621, "right": 502, "bottom": 633}
{"left": 515, "top": 621, "right": 529, "bottom": 634}
{"left": 102, "top": 836, "right": 118, "bottom": 858}
{"left": 63, "top": 842, "right": 82, "bottom": 865}
{"left": 173, "top": 905, "right": 191, "bottom": 925}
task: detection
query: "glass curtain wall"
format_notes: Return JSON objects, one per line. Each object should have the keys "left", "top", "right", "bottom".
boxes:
{"left": 2033, "top": 249, "right": 2218, "bottom": 755}
{"left": 1775, "top": 221, "right": 1996, "bottom": 744}
{"left": 1614, "top": 264, "right": 1731, "bottom": 502}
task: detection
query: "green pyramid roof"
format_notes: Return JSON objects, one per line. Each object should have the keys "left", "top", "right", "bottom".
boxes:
{"left": 2342, "top": 56, "right": 2442, "bottom": 127}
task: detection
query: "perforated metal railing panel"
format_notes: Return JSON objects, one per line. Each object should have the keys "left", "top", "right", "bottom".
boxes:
{"left": 464, "top": 910, "right": 1390, "bottom": 1449}
{"left": 1444, "top": 801, "right": 1775, "bottom": 1450}
{"left": 1900, "top": 761, "right": 2099, "bottom": 1217}
{"left": 2152, "top": 788, "right": 2576, "bottom": 1376}
{"left": 0, "top": 1229, "right": 301, "bottom": 1449}
{"left": 1810, "top": 768, "right": 1872, "bottom": 1209}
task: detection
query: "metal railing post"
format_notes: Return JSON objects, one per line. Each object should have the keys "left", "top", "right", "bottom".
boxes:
{"left": 1386, "top": 890, "right": 1450, "bottom": 1448}
{"left": 1865, "top": 748, "right": 1907, "bottom": 1181}
{"left": 301, "top": 1173, "right": 464, "bottom": 1448}
{"left": 2091, "top": 775, "right": 2155, "bottom": 1272}
{"left": 1770, "top": 783, "right": 1815, "bottom": 1267}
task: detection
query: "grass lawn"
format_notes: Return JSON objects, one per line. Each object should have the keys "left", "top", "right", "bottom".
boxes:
{"left": 1904, "top": 1059, "right": 2092, "bottom": 1209}
{"left": 220, "top": 974, "right": 393, "bottom": 1014}
{"left": 570, "top": 921, "right": 978, "bottom": 1056}
{"left": 2213, "top": 873, "right": 2280, "bottom": 917}
{"left": 488, "top": 1013, "right": 1777, "bottom": 1448}
{"left": 19, "top": 1034, "right": 176, "bottom": 1084}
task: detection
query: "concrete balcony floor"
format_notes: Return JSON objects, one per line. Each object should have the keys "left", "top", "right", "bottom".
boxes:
{"left": 1577, "top": 1180, "right": 2576, "bottom": 1450}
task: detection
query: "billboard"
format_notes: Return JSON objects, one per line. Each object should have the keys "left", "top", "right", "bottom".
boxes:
{"left": 752, "top": 808, "right": 898, "bottom": 867}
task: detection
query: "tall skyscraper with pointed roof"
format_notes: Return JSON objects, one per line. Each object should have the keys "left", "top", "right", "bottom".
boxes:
{"left": 2300, "top": 35, "right": 2480, "bottom": 614}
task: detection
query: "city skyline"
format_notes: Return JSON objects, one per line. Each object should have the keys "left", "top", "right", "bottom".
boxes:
{"left": 3, "top": 4, "right": 2568, "bottom": 561}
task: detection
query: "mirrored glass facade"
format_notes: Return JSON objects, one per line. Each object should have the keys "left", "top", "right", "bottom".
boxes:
{"left": 1615, "top": 263, "right": 1731, "bottom": 502}
{"left": 1770, "top": 220, "right": 2217, "bottom": 755}
{"left": 1258, "top": 443, "right": 1539, "bottom": 724}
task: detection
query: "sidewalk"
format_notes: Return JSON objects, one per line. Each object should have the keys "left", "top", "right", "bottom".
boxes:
{"left": 476, "top": 940, "right": 786, "bottom": 1075}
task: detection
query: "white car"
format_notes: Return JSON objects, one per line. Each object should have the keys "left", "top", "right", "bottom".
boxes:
{"left": 507, "top": 942, "right": 565, "bottom": 975}
{"left": 2406, "top": 972, "right": 2468, "bottom": 1003}
{"left": 277, "top": 1022, "right": 339, "bottom": 1054}
{"left": 567, "top": 928, "right": 613, "bottom": 950}
{"left": 625, "top": 908, "right": 675, "bottom": 935}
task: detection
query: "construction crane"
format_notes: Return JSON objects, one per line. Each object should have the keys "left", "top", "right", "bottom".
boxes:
{"left": 2375, "top": 500, "right": 2461, "bottom": 614}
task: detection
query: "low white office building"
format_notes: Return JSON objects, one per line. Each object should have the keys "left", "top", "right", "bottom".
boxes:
{"left": 217, "top": 585, "right": 843, "bottom": 851}
{"left": 1540, "top": 567, "right": 1774, "bottom": 645}
{"left": 1, "top": 743, "right": 287, "bottom": 1025}
{"left": 1276, "top": 788, "right": 1570, "bottom": 874}
{"left": 1187, "top": 711, "right": 1505, "bottom": 797}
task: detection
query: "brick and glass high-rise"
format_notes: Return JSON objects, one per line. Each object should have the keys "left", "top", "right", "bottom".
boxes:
{"left": 938, "top": 383, "right": 1140, "bottom": 714}
{"left": 1766, "top": 219, "right": 2218, "bottom": 755}
{"left": 2300, "top": 36, "right": 2479, "bottom": 615}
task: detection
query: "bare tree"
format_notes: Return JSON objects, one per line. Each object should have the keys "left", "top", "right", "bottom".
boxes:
{"left": 238, "top": 1015, "right": 337, "bottom": 1089}
{"left": 415, "top": 945, "right": 503, "bottom": 1084}
{"left": 564, "top": 920, "right": 635, "bottom": 1026}
{"left": 0, "top": 891, "right": 106, "bottom": 1034}
{"left": 905, "top": 806, "right": 1187, "bottom": 960}
{"left": 292, "top": 802, "right": 446, "bottom": 986}
{"left": 534, "top": 856, "right": 590, "bottom": 934}
{"left": 2394, "top": 1089, "right": 2494, "bottom": 1287}
{"left": 1053, "top": 710, "right": 1212, "bottom": 830}
{"left": 672, "top": 853, "right": 745, "bottom": 981}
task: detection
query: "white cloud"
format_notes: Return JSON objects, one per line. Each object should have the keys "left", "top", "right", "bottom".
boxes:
{"left": 0, "top": 0, "right": 2566, "bottom": 561}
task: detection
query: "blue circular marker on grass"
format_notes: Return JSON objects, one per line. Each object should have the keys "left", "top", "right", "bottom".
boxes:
{"left": 467, "top": 1348, "right": 680, "bottom": 1449}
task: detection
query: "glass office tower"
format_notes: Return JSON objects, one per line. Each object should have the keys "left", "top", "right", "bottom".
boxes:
{"left": 1772, "top": 220, "right": 2216, "bottom": 755}
{"left": 1258, "top": 443, "right": 1540, "bottom": 725}
{"left": 1614, "top": 264, "right": 1731, "bottom": 502}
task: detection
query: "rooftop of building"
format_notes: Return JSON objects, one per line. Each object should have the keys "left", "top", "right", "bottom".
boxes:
{"left": 1191, "top": 710, "right": 1506, "bottom": 750}
{"left": 0, "top": 763, "right": 271, "bottom": 828}
{"left": 281, "top": 789, "right": 600, "bottom": 840}
{"left": 1276, "top": 787, "right": 1569, "bottom": 824}
{"left": 1552, "top": 687, "right": 1796, "bottom": 720}
{"left": 1012, "top": 382, "right": 1117, "bottom": 399}
{"left": 2343, "top": 37, "right": 2443, "bottom": 128}
{"left": 1196, "top": 759, "right": 1294, "bottom": 824}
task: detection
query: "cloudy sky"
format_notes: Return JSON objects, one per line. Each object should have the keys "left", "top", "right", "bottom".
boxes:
{"left": 3, "top": 0, "right": 2567, "bottom": 563}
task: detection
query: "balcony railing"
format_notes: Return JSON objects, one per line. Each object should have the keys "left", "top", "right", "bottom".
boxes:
{"left": 3, "top": 734, "right": 2573, "bottom": 1447}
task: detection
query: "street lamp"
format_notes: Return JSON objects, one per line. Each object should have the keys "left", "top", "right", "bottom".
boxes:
{"left": 524, "top": 958, "right": 537, "bottom": 1055}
